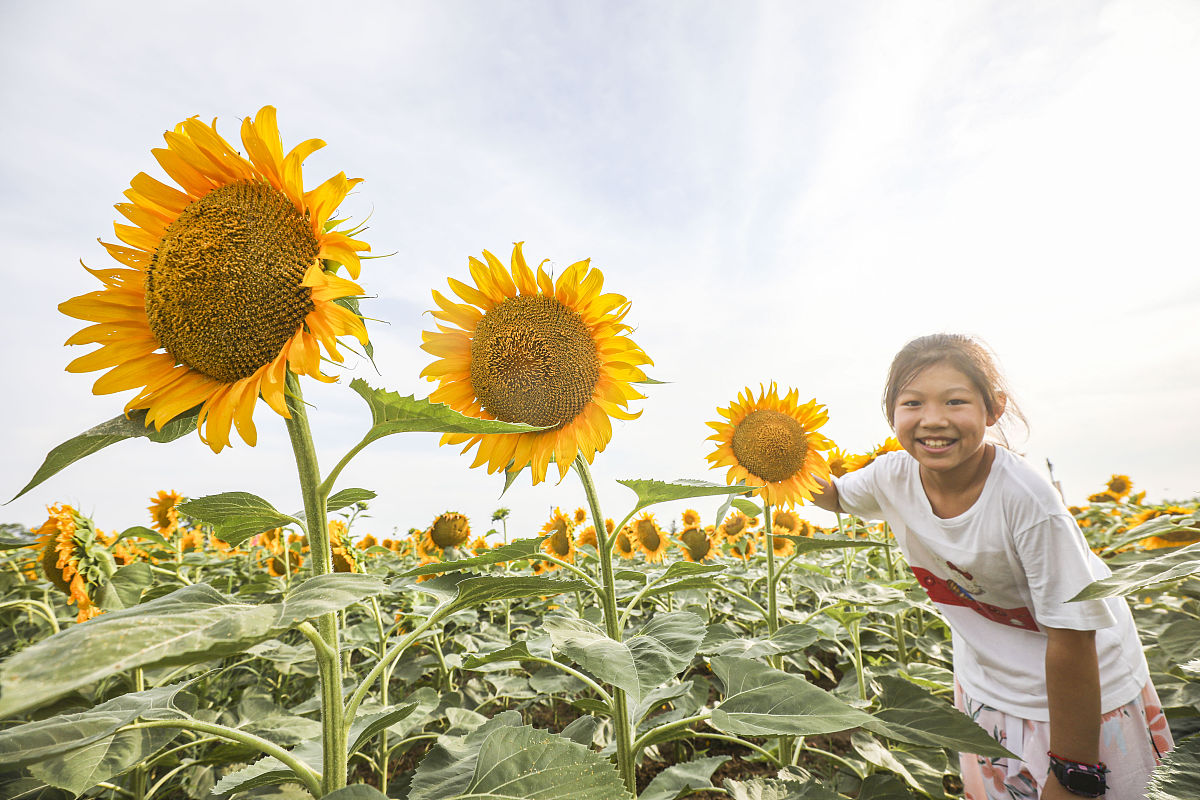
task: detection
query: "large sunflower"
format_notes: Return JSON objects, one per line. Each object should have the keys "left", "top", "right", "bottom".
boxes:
{"left": 706, "top": 383, "right": 833, "bottom": 507}
{"left": 59, "top": 106, "right": 370, "bottom": 452}
{"left": 420, "top": 243, "right": 652, "bottom": 484}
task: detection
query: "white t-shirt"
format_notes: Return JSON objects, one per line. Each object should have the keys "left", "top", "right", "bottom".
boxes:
{"left": 834, "top": 446, "right": 1148, "bottom": 720}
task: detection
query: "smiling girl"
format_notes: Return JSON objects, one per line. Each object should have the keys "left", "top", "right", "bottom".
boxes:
{"left": 812, "top": 333, "right": 1172, "bottom": 800}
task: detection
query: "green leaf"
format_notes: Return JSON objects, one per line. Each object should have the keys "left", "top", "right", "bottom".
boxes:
{"left": 462, "top": 724, "right": 632, "bottom": 800}
{"left": 1070, "top": 542, "right": 1200, "bottom": 600}
{"left": 212, "top": 737, "right": 322, "bottom": 796}
{"left": 0, "top": 682, "right": 194, "bottom": 769}
{"left": 1147, "top": 732, "right": 1200, "bottom": 800}
{"left": 701, "top": 624, "right": 821, "bottom": 659}
{"left": 409, "top": 712, "right": 523, "bottom": 800}
{"left": 639, "top": 755, "right": 730, "bottom": 800}
{"left": 327, "top": 487, "right": 377, "bottom": 513}
{"left": 11, "top": 407, "right": 201, "bottom": 502}
{"left": 349, "top": 379, "right": 544, "bottom": 445}
{"left": 348, "top": 702, "right": 419, "bottom": 755}
{"left": 96, "top": 562, "right": 154, "bottom": 611}
{"left": 399, "top": 538, "right": 547, "bottom": 578}
{"left": 0, "top": 576, "right": 383, "bottom": 718}
{"left": 462, "top": 641, "right": 535, "bottom": 670}
{"left": 419, "top": 575, "right": 593, "bottom": 618}
{"left": 618, "top": 479, "right": 753, "bottom": 513}
{"left": 178, "top": 492, "right": 304, "bottom": 548}
{"left": 111, "top": 526, "right": 171, "bottom": 548}
{"left": 711, "top": 656, "right": 877, "bottom": 737}
{"left": 0, "top": 529, "right": 38, "bottom": 551}
{"left": 732, "top": 498, "right": 761, "bottom": 517}
{"left": 545, "top": 612, "right": 705, "bottom": 706}
{"left": 863, "top": 676, "right": 1015, "bottom": 758}
{"left": 722, "top": 777, "right": 842, "bottom": 800}
{"left": 323, "top": 787, "right": 390, "bottom": 800}
{"left": 851, "top": 732, "right": 942, "bottom": 797}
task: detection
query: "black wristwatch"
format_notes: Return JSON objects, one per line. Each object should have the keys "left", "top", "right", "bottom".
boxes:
{"left": 1048, "top": 752, "right": 1108, "bottom": 797}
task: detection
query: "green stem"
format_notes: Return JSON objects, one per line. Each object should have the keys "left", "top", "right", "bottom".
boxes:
{"left": 685, "top": 732, "right": 782, "bottom": 766}
{"left": 632, "top": 710, "right": 712, "bottom": 751}
{"left": 283, "top": 371, "right": 345, "bottom": 795}
{"left": 764, "top": 502, "right": 778, "bottom": 639}
{"left": 130, "top": 668, "right": 147, "bottom": 800}
{"left": 345, "top": 611, "right": 441, "bottom": 724}
{"left": 573, "top": 457, "right": 637, "bottom": 797}
{"left": 0, "top": 599, "right": 60, "bottom": 633}
{"left": 524, "top": 657, "right": 613, "bottom": 706}
{"left": 849, "top": 617, "right": 867, "bottom": 702}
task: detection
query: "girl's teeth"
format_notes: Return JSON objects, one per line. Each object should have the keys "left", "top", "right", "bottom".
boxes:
{"left": 923, "top": 439, "right": 952, "bottom": 447}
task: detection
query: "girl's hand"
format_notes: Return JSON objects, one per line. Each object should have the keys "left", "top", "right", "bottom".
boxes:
{"left": 811, "top": 475, "right": 842, "bottom": 513}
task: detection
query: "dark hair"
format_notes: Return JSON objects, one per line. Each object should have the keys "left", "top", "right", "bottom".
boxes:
{"left": 882, "top": 333, "right": 1028, "bottom": 446}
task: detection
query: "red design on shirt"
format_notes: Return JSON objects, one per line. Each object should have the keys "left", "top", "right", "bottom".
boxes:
{"left": 910, "top": 566, "right": 1039, "bottom": 631}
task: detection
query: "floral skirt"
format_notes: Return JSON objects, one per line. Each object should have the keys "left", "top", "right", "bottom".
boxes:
{"left": 955, "top": 681, "right": 1174, "bottom": 800}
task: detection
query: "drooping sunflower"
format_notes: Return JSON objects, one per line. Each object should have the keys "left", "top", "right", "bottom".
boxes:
{"left": 328, "top": 520, "right": 359, "bottom": 573}
{"left": 147, "top": 490, "right": 183, "bottom": 535}
{"left": 425, "top": 511, "right": 472, "bottom": 553}
{"left": 1105, "top": 474, "right": 1134, "bottom": 499}
{"left": 681, "top": 508, "right": 702, "bottom": 528}
{"left": 706, "top": 383, "right": 833, "bottom": 507}
{"left": 632, "top": 512, "right": 670, "bottom": 563}
{"left": 614, "top": 526, "right": 638, "bottom": 560}
{"left": 540, "top": 508, "right": 577, "bottom": 568}
{"left": 31, "top": 505, "right": 114, "bottom": 623}
{"left": 678, "top": 526, "right": 716, "bottom": 563}
{"left": 59, "top": 106, "right": 370, "bottom": 452}
{"left": 420, "top": 242, "right": 653, "bottom": 485}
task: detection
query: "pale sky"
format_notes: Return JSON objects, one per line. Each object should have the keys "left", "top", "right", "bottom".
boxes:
{"left": 2, "top": 1, "right": 1198, "bottom": 543}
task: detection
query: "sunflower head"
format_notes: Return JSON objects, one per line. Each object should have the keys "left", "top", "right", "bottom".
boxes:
{"left": 706, "top": 383, "right": 833, "bottom": 507}
{"left": 541, "top": 508, "right": 576, "bottom": 565}
{"left": 1088, "top": 491, "right": 1121, "bottom": 504}
{"left": 147, "top": 490, "right": 184, "bottom": 534}
{"left": 32, "top": 504, "right": 113, "bottom": 622}
{"left": 577, "top": 525, "right": 598, "bottom": 551}
{"left": 728, "top": 534, "right": 757, "bottom": 562}
{"left": 357, "top": 533, "right": 379, "bottom": 550}
{"left": 426, "top": 512, "right": 471, "bottom": 551}
{"left": 420, "top": 243, "right": 653, "bottom": 485}
{"left": 860, "top": 437, "right": 903, "bottom": 468}
{"left": 470, "top": 536, "right": 491, "bottom": 555}
{"left": 678, "top": 526, "right": 715, "bottom": 562}
{"left": 826, "top": 446, "right": 868, "bottom": 478}
{"left": 771, "top": 509, "right": 801, "bottom": 535}
{"left": 1105, "top": 474, "right": 1133, "bottom": 498}
{"left": 614, "top": 526, "right": 638, "bottom": 559}
{"left": 718, "top": 511, "right": 751, "bottom": 542}
{"left": 59, "top": 106, "right": 371, "bottom": 453}
{"left": 178, "top": 528, "right": 204, "bottom": 551}
{"left": 632, "top": 512, "right": 670, "bottom": 563}
{"left": 329, "top": 520, "right": 360, "bottom": 573}
{"left": 573, "top": 507, "right": 588, "bottom": 525}
{"left": 681, "top": 508, "right": 702, "bottom": 528}
{"left": 771, "top": 533, "right": 796, "bottom": 559}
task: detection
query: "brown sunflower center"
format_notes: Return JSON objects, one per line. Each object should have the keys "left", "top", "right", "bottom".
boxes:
{"left": 41, "top": 540, "right": 73, "bottom": 595}
{"left": 470, "top": 295, "right": 600, "bottom": 429}
{"left": 636, "top": 519, "right": 661, "bottom": 550}
{"left": 431, "top": 515, "right": 470, "bottom": 548}
{"left": 145, "top": 179, "right": 319, "bottom": 383}
{"left": 731, "top": 409, "right": 809, "bottom": 483}
{"left": 548, "top": 528, "right": 572, "bottom": 557}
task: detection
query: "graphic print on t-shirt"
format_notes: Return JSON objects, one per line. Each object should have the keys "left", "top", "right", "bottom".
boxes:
{"left": 910, "top": 563, "right": 1038, "bottom": 631}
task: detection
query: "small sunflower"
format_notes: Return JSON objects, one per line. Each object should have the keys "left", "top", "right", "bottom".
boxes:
{"left": 1088, "top": 491, "right": 1121, "bottom": 504}
{"left": 470, "top": 536, "right": 491, "bottom": 555}
{"left": 540, "top": 508, "right": 577, "bottom": 567}
{"left": 771, "top": 509, "right": 802, "bottom": 535}
{"left": 59, "top": 106, "right": 370, "bottom": 452}
{"left": 573, "top": 507, "right": 588, "bottom": 525}
{"left": 706, "top": 383, "right": 833, "bottom": 507}
{"left": 1142, "top": 525, "right": 1200, "bottom": 550}
{"left": 614, "top": 526, "right": 638, "bottom": 560}
{"left": 329, "top": 520, "right": 359, "bottom": 573}
{"left": 718, "top": 511, "right": 752, "bottom": 542}
{"left": 425, "top": 511, "right": 471, "bottom": 552}
{"left": 631, "top": 512, "right": 670, "bottom": 563}
{"left": 178, "top": 528, "right": 204, "bottom": 551}
{"left": 859, "top": 437, "right": 903, "bottom": 469}
{"left": 826, "top": 446, "right": 868, "bottom": 478}
{"left": 771, "top": 533, "right": 796, "bottom": 559}
{"left": 577, "top": 525, "right": 598, "bottom": 551}
{"left": 1105, "top": 475, "right": 1133, "bottom": 498}
{"left": 147, "top": 490, "right": 183, "bottom": 534}
{"left": 681, "top": 508, "right": 702, "bottom": 527}
{"left": 728, "top": 534, "right": 757, "bottom": 562}
{"left": 678, "top": 526, "right": 716, "bottom": 562}
{"left": 31, "top": 505, "right": 114, "bottom": 623}
{"left": 357, "top": 533, "right": 379, "bottom": 550}
{"left": 420, "top": 242, "right": 653, "bottom": 484}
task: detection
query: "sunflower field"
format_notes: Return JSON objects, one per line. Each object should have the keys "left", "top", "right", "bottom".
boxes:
{"left": 2, "top": 107, "right": 1200, "bottom": 800}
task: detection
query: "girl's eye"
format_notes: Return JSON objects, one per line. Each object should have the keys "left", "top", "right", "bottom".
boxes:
{"left": 900, "top": 400, "right": 920, "bottom": 407}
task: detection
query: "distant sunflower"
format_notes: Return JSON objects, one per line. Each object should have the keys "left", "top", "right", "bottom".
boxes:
{"left": 577, "top": 525, "right": 598, "bottom": 551}
{"left": 470, "top": 536, "right": 491, "bottom": 555}
{"left": 1142, "top": 526, "right": 1200, "bottom": 550}
{"left": 614, "top": 526, "right": 638, "bottom": 559}
{"left": 706, "top": 383, "right": 833, "bottom": 507}
{"left": 329, "top": 520, "right": 359, "bottom": 573}
{"left": 860, "top": 437, "right": 903, "bottom": 468}
{"left": 147, "top": 490, "right": 183, "bottom": 534}
{"left": 178, "top": 528, "right": 204, "bottom": 551}
{"left": 826, "top": 446, "right": 868, "bottom": 478}
{"left": 59, "top": 106, "right": 370, "bottom": 452}
{"left": 681, "top": 508, "right": 702, "bottom": 527}
{"left": 574, "top": 507, "right": 588, "bottom": 525}
{"left": 678, "top": 526, "right": 716, "bottom": 562}
{"left": 1106, "top": 475, "right": 1133, "bottom": 498}
{"left": 357, "top": 533, "right": 379, "bottom": 550}
{"left": 718, "top": 511, "right": 752, "bottom": 542}
{"left": 771, "top": 533, "right": 796, "bottom": 559}
{"left": 31, "top": 505, "right": 113, "bottom": 623}
{"left": 541, "top": 508, "right": 576, "bottom": 567}
{"left": 728, "top": 535, "right": 757, "bottom": 562}
{"left": 420, "top": 242, "right": 653, "bottom": 485}
{"left": 425, "top": 512, "right": 471, "bottom": 552}
{"left": 771, "top": 509, "right": 802, "bottom": 535}
{"left": 1088, "top": 491, "right": 1121, "bottom": 504}
{"left": 632, "top": 512, "right": 670, "bottom": 563}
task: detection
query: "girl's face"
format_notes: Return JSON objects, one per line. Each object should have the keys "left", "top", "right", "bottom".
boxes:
{"left": 892, "top": 361, "right": 1001, "bottom": 478}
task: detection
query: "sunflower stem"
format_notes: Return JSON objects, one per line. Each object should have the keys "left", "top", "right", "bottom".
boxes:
{"left": 283, "top": 371, "right": 346, "bottom": 795}
{"left": 573, "top": 457, "right": 637, "bottom": 797}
